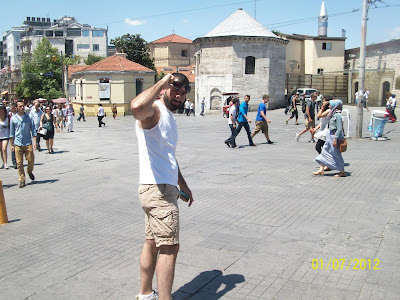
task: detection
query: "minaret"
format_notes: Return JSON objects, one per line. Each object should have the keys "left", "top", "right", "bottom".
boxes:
{"left": 318, "top": 0, "right": 328, "bottom": 37}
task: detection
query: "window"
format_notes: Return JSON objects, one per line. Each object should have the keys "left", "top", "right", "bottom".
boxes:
{"left": 82, "top": 30, "right": 89, "bottom": 37}
{"left": 55, "top": 31, "right": 63, "bottom": 37}
{"left": 92, "top": 30, "right": 103, "bottom": 37}
{"left": 317, "top": 68, "right": 324, "bottom": 74}
{"left": 181, "top": 50, "right": 188, "bottom": 57}
{"left": 322, "top": 42, "right": 332, "bottom": 50}
{"left": 45, "top": 31, "right": 53, "bottom": 37}
{"left": 395, "top": 77, "right": 400, "bottom": 90}
{"left": 93, "top": 44, "right": 99, "bottom": 51}
{"left": 136, "top": 78, "right": 144, "bottom": 95}
{"left": 67, "top": 29, "right": 81, "bottom": 37}
{"left": 77, "top": 44, "right": 90, "bottom": 49}
{"left": 245, "top": 56, "right": 255, "bottom": 74}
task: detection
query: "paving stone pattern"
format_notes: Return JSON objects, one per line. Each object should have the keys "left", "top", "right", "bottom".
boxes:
{"left": 0, "top": 105, "right": 399, "bottom": 299}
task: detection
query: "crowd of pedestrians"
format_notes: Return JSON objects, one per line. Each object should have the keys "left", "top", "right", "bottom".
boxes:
{"left": 0, "top": 98, "right": 120, "bottom": 188}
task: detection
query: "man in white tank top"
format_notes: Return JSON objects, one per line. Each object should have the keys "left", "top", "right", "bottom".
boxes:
{"left": 131, "top": 73, "right": 193, "bottom": 300}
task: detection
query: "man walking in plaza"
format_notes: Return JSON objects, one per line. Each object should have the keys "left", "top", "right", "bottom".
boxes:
{"left": 97, "top": 104, "right": 105, "bottom": 127}
{"left": 296, "top": 92, "right": 316, "bottom": 142}
{"left": 77, "top": 103, "right": 86, "bottom": 121}
{"left": 131, "top": 73, "right": 194, "bottom": 300}
{"left": 235, "top": 95, "right": 255, "bottom": 146}
{"left": 10, "top": 100, "right": 37, "bottom": 188}
{"left": 200, "top": 97, "right": 205, "bottom": 116}
{"left": 224, "top": 97, "right": 239, "bottom": 148}
{"left": 29, "top": 100, "right": 43, "bottom": 151}
{"left": 251, "top": 95, "right": 273, "bottom": 144}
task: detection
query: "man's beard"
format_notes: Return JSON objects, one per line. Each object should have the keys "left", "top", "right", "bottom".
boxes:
{"left": 163, "top": 94, "right": 182, "bottom": 111}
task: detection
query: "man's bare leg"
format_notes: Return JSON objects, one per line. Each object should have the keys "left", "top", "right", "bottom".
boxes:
{"left": 298, "top": 128, "right": 309, "bottom": 137}
{"left": 140, "top": 239, "right": 158, "bottom": 295}
{"left": 157, "top": 244, "right": 179, "bottom": 300}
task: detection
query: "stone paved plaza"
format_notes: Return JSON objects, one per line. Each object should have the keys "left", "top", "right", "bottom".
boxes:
{"left": 0, "top": 105, "right": 399, "bottom": 299}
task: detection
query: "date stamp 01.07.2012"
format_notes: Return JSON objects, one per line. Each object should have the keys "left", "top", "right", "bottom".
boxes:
{"left": 312, "top": 259, "right": 380, "bottom": 270}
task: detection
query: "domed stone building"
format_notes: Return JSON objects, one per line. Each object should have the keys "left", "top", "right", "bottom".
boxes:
{"left": 194, "top": 8, "right": 288, "bottom": 111}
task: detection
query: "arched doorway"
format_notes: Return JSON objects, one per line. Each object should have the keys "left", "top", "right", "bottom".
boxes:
{"left": 210, "top": 88, "right": 222, "bottom": 110}
{"left": 354, "top": 81, "right": 358, "bottom": 103}
{"left": 381, "top": 81, "right": 390, "bottom": 106}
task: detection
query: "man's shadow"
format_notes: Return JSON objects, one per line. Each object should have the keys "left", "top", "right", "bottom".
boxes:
{"left": 173, "top": 270, "right": 245, "bottom": 299}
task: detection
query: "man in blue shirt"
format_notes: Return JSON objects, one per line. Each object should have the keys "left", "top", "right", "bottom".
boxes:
{"left": 29, "top": 100, "right": 43, "bottom": 150}
{"left": 251, "top": 95, "right": 273, "bottom": 144}
{"left": 10, "top": 100, "right": 37, "bottom": 188}
{"left": 235, "top": 95, "right": 255, "bottom": 146}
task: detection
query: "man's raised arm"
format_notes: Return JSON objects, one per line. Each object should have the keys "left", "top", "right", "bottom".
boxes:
{"left": 131, "top": 74, "right": 173, "bottom": 120}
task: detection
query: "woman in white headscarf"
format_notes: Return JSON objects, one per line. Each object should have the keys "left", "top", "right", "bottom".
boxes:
{"left": 313, "top": 99, "right": 346, "bottom": 177}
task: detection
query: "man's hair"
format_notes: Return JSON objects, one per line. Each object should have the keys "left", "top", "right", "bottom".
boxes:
{"left": 262, "top": 94, "right": 269, "bottom": 99}
{"left": 232, "top": 98, "right": 239, "bottom": 105}
{"left": 324, "top": 95, "right": 333, "bottom": 101}
{"left": 246, "top": 95, "right": 251, "bottom": 99}
{"left": 172, "top": 73, "right": 189, "bottom": 86}
{"left": 17, "top": 100, "right": 24, "bottom": 105}
{"left": 11, "top": 102, "right": 17, "bottom": 108}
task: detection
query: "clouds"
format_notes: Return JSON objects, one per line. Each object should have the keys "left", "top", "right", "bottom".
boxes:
{"left": 124, "top": 18, "right": 146, "bottom": 26}
{"left": 388, "top": 26, "right": 400, "bottom": 39}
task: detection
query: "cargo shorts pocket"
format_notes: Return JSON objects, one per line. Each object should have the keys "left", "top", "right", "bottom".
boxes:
{"left": 148, "top": 208, "right": 179, "bottom": 239}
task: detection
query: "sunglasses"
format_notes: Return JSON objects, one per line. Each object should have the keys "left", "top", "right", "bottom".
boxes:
{"left": 172, "top": 81, "right": 191, "bottom": 93}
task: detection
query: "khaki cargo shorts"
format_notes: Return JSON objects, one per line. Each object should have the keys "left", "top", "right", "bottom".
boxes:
{"left": 305, "top": 118, "right": 315, "bottom": 129}
{"left": 138, "top": 184, "right": 180, "bottom": 247}
{"left": 254, "top": 121, "right": 269, "bottom": 135}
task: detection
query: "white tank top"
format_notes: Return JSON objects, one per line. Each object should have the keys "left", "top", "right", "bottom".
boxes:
{"left": 136, "top": 100, "right": 178, "bottom": 185}
{"left": 0, "top": 116, "right": 10, "bottom": 139}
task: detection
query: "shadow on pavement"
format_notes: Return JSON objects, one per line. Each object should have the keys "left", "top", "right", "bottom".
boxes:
{"left": 173, "top": 270, "right": 245, "bottom": 299}
{"left": 29, "top": 179, "right": 59, "bottom": 185}
{"left": 2, "top": 183, "right": 18, "bottom": 189}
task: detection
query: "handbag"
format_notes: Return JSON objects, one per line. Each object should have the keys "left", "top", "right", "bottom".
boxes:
{"left": 338, "top": 138, "right": 347, "bottom": 152}
{"left": 38, "top": 128, "right": 47, "bottom": 135}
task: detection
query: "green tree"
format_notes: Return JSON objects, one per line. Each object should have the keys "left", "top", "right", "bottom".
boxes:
{"left": 110, "top": 34, "right": 155, "bottom": 70}
{"left": 16, "top": 37, "right": 63, "bottom": 100}
{"left": 156, "top": 71, "right": 166, "bottom": 82}
{"left": 63, "top": 54, "right": 81, "bottom": 66}
{"left": 84, "top": 53, "right": 104, "bottom": 65}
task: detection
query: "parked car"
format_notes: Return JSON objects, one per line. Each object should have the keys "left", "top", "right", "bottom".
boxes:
{"left": 296, "top": 88, "right": 317, "bottom": 105}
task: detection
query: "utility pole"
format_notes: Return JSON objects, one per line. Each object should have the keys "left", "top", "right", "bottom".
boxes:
{"left": 355, "top": 0, "right": 368, "bottom": 138}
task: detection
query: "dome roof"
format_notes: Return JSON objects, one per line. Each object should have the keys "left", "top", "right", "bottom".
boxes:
{"left": 203, "top": 8, "right": 277, "bottom": 38}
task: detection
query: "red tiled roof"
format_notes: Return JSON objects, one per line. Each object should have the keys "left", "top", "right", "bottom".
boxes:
{"left": 151, "top": 34, "right": 192, "bottom": 44}
{"left": 68, "top": 65, "right": 89, "bottom": 78}
{"left": 73, "top": 55, "right": 155, "bottom": 73}
{"left": 155, "top": 65, "right": 195, "bottom": 83}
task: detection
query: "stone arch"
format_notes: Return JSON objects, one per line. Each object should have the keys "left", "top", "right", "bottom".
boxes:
{"left": 381, "top": 81, "right": 390, "bottom": 106}
{"left": 354, "top": 81, "right": 358, "bottom": 103}
{"left": 210, "top": 88, "right": 222, "bottom": 110}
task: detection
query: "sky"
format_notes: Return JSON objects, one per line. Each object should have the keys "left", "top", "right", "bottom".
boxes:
{"left": 2, "top": 0, "right": 400, "bottom": 50}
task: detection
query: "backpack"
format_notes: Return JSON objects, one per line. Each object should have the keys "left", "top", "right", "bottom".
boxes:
{"left": 301, "top": 100, "right": 307, "bottom": 113}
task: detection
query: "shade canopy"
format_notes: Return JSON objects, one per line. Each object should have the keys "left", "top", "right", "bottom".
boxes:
{"left": 52, "top": 98, "right": 67, "bottom": 104}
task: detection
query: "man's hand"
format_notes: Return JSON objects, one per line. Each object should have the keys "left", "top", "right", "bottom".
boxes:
{"left": 233, "top": 124, "right": 236, "bottom": 128}
{"left": 161, "top": 73, "right": 174, "bottom": 90}
{"left": 10, "top": 145, "right": 14, "bottom": 152}
{"left": 33, "top": 144, "right": 37, "bottom": 150}
{"left": 333, "top": 139, "right": 337, "bottom": 147}
{"left": 267, "top": 119, "right": 271, "bottom": 123}
{"left": 179, "top": 186, "right": 194, "bottom": 207}
{"left": 248, "top": 119, "right": 252, "bottom": 123}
